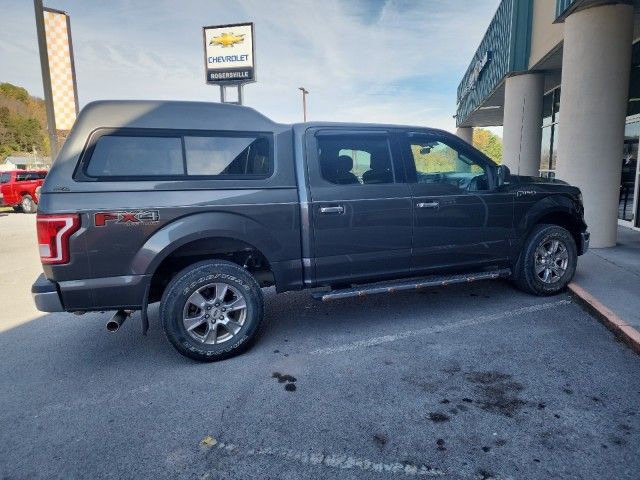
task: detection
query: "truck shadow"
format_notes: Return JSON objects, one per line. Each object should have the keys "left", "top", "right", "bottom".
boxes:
{"left": 0, "top": 279, "right": 535, "bottom": 373}
{"left": 259, "top": 279, "right": 522, "bottom": 344}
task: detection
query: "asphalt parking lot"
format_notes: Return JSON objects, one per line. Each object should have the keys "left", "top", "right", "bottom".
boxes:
{"left": 1, "top": 212, "right": 639, "bottom": 479}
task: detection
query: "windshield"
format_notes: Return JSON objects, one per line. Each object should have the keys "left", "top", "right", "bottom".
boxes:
{"left": 0, "top": 173, "right": 10, "bottom": 184}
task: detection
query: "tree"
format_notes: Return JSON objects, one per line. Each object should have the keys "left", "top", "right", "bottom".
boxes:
{"left": 0, "top": 83, "right": 30, "bottom": 103}
{"left": 473, "top": 128, "right": 503, "bottom": 164}
{"left": 0, "top": 84, "right": 49, "bottom": 161}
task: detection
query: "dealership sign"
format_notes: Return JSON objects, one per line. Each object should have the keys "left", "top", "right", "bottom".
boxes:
{"left": 203, "top": 23, "right": 255, "bottom": 84}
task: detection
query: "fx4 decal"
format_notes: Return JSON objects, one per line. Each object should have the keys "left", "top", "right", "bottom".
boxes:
{"left": 95, "top": 210, "right": 160, "bottom": 227}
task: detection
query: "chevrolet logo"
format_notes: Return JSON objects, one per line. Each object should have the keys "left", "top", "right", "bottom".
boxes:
{"left": 210, "top": 32, "right": 245, "bottom": 48}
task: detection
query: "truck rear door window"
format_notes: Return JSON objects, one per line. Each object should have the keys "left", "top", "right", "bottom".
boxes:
{"left": 317, "top": 135, "right": 394, "bottom": 185}
{"left": 184, "top": 136, "right": 270, "bottom": 176}
{"left": 86, "top": 135, "right": 184, "bottom": 177}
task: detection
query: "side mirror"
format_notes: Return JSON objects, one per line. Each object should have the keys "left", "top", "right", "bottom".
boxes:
{"left": 496, "top": 164, "right": 510, "bottom": 187}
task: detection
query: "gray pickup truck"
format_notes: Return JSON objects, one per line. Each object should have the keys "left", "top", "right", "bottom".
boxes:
{"left": 32, "top": 100, "right": 589, "bottom": 361}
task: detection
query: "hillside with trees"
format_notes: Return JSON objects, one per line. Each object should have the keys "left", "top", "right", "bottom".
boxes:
{"left": 0, "top": 83, "right": 50, "bottom": 161}
{"left": 473, "top": 128, "right": 502, "bottom": 164}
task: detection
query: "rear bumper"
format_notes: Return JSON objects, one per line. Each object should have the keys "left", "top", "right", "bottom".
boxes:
{"left": 32, "top": 273, "right": 150, "bottom": 312}
{"left": 580, "top": 231, "right": 590, "bottom": 255}
{"left": 58, "top": 274, "right": 150, "bottom": 310}
{"left": 31, "top": 274, "right": 64, "bottom": 312}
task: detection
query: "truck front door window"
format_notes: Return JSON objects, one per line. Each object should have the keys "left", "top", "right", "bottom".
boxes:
{"left": 409, "top": 139, "right": 489, "bottom": 192}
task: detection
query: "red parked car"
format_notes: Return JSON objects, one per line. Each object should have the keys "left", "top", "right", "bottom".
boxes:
{"left": 0, "top": 170, "right": 48, "bottom": 213}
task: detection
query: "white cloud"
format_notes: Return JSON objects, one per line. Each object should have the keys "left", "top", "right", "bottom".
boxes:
{"left": 0, "top": 0, "right": 501, "bottom": 131}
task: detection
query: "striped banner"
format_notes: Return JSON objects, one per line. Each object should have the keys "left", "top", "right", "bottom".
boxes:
{"left": 43, "top": 8, "right": 78, "bottom": 132}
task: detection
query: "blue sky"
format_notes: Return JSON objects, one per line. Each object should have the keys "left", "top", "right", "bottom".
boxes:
{"left": 0, "top": 0, "right": 501, "bottom": 131}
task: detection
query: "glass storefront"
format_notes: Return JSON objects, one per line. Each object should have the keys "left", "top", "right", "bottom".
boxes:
{"left": 539, "top": 87, "right": 560, "bottom": 178}
{"left": 628, "top": 41, "right": 640, "bottom": 118}
{"left": 540, "top": 126, "right": 552, "bottom": 174}
{"left": 618, "top": 41, "right": 640, "bottom": 227}
{"left": 619, "top": 120, "right": 639, "bottom": 224}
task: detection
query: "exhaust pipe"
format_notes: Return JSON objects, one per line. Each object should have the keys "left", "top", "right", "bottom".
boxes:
{"left": 106, "top": 310, "right": 128, "bottom": 333}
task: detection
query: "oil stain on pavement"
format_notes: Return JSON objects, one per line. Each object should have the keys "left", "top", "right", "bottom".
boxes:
{"left": 272, "top": 372, "right": 297, "bottom": 391}
{"left": 465, "top": 370, "right": 527, "bottom": 417}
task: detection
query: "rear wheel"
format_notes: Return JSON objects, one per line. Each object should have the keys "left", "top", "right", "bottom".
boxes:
{"left": 20, "top": 195, "right": 36, "bottom": 214}
{"left": 514, "top": 224, "right": 577, "bottom": 296}
{"left": 160, "top": 260, "right": 264, "bottom": 361}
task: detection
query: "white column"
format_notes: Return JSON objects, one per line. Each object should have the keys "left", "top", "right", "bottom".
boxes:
{"left": 454, "top": 127, "right": 474, "bottom": 172}
{"left": 502, "top": 73, "right": 544, "bottom": 177}
{"left": 555, "top": 3, "right": 633, "bottom": 248}
{"left": 456, "top": 127, "right": 474, "bottom": 145}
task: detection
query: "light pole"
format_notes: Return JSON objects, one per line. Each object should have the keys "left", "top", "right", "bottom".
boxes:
{"left": 298, "top": 87, "right": 309, "bottom": 122}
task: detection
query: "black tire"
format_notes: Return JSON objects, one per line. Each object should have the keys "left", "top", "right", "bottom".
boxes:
{"left": 21, "top": 195, "right": 36, "bottom": 214}
{"left": 160, "top": 260, "right": 264, "bottom": 362}
{"left": 514, "top": 224, "right": 577, "bottom": 296}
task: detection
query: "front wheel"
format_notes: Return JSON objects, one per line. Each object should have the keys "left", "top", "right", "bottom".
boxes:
{"left": 160, "top": 260, "right": 264, "bottom": 362}
{"left": 514, "top": 224, "right": 577, "bottom": 296}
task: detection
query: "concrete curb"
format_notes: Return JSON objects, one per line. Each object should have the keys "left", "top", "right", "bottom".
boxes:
{"left": 568, "top": 282, "right": 640, "bottom": 355}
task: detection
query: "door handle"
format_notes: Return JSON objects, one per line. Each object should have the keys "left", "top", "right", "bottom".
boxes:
{"left": 319, "top": 205, "right": 344, "bottom": 214}
{"left": 416, "top": 201, "right": 439, "bottom": 209}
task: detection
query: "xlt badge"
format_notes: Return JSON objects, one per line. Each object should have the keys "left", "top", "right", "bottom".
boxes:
{"left": 516, "top": 190, "right": 537, "bottom": 198}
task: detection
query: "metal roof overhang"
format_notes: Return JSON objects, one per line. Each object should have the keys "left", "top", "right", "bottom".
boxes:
{"left": 458, "top": 0, "right": 639, "bottom": 127}
{"left": 457, "top": 43, "right": 563, "bottom": 128}
{"left": 455, "top": 0, "right": 534, "bottom": 128}
{"left": 457, "top": 81, "right": 506, "bottom": 128}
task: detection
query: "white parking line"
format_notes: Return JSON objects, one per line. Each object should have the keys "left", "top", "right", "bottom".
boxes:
{"left": 310, "top": 300, "right": 572, "bottom": 356}
{"left": 201, "top": 437, "right": 445, "bottom": 477}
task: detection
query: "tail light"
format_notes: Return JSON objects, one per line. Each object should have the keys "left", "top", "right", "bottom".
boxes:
{"left": 36, "top": 214, "right": 80, "bottom": 265}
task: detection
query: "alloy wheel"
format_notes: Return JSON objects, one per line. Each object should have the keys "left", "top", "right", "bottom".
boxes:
{"left": 534, "top": 239, "right": 569, "bottom": 284}
{"left": 182, "top": 282, "right": 247, "bottom": 344}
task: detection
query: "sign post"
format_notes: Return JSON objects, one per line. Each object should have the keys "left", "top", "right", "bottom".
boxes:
{"left": 203, "top": 22, "right": 255, "bottom": 105}
{"left": 34, "top": 2, "right": 79, "bottom": 159}
{"left": 34, "top": 0, "right": 58, "bottom": 159}
{"left": 43, "top": 7, "right": 79, "bottom": 132}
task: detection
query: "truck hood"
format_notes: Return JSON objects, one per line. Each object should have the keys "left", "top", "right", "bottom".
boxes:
{"left": 508, "top": 174, "right": 582, "bottom": 199}
{"left": 510, "top": 174, "right": 568, "bottom": 186}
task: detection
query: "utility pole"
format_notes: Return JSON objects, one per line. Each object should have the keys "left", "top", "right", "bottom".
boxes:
{"left": 33, "top": 0, "right": 58, "bottom": 160}
{"left": 298, "top": 87, "right": 309, "bottom": 122}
